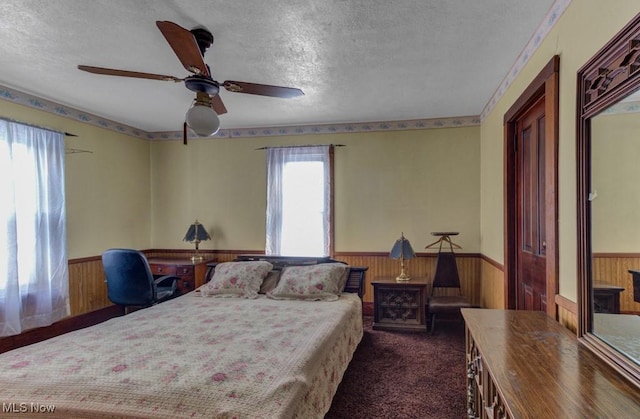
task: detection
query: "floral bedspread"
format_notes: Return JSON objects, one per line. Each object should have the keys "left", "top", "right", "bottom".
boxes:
{"left": 0, "top": 292, "right": 363, "bottom": 418}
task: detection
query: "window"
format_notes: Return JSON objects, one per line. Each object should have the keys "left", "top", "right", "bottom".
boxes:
{"left": 265, "top": 145, "right": 333, "bottom": 256}
{"left": 0, "top": 120, "right": 69, "bottom": 337}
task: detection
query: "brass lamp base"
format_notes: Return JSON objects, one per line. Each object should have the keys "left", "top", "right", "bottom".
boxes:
{"left": 190, "top": 239, "right": 203, "bottom": 262}
{"left": 396, "top": 273, "right": 411, "bottom": 281}
{"left": 396, "top": 258, "right": 411, "bottom": 281}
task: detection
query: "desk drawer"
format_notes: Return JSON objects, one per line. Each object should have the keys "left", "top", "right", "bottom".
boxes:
{"left": 175, "top": 265, "right": 194, "bottom": 277}
{"left": 149, "top": 264, "right": 177, "bottom": 276}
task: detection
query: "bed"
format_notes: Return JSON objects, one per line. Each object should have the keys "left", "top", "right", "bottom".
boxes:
{"left": 0, "top": 257, "right": 367, "bottom": 418}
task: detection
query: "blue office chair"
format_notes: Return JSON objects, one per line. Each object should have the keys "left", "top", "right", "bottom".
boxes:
{"left": 102, "top": 249, "right": 179, "bottom": 313}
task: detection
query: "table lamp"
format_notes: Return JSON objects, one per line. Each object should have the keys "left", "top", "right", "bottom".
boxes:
{"left": 390, "top": 232, "right": 416, "bottom": 281}
{"left": 183, "top": 219, "right": 211, "bottom": 262}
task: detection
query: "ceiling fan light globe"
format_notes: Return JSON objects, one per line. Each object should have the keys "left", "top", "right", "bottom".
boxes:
{"left": 185, "top": 104, "right": 220, "bottom": 136}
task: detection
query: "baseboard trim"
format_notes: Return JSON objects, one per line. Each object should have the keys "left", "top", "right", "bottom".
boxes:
{"left": 0, "top": 304, "right": 123, "bottom": 354}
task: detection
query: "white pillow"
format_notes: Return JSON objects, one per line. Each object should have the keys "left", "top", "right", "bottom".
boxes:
{"left": 200, "top": 261, "right": 273, "bottom": 299}
{"left": 267, "top": 263, "right": 349, "bottom": 301}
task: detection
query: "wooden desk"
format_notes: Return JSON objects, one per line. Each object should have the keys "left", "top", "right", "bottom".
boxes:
{"left": 147, "top": 257, "right": 214, "bottom": 294}
{"left": 462, "top": 309, "right": 640, "bottom": 418}
{"left": 372, "top": 276, "right": 429, "bottom": 332}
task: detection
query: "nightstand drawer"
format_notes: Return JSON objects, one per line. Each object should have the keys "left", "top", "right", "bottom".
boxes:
{"left": 149, "top": 264, "right": 177, "bottom": 276}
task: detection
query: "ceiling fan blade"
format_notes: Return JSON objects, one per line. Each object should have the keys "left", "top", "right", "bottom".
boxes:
{"left": 222, "top": 81, "right": 304, "bottom": 98}
{"left": 78, "top": 65, "right": 182, "bottom": 82}
{"left": 211, "top": 94, "right": 228, "bottom": 115}
{"left": 156, "top": 21, "right": 209, "bottom": 77}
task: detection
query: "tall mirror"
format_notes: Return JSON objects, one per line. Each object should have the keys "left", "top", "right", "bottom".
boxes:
{"left": 577, "top": 13, "right": 640, "bottom": 387}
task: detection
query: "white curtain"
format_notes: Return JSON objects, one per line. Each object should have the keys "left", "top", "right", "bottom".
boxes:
{"left": 265, "top": 145, "right": 330, "bottom": 256}
{"left": 0, "top": 120, "right": 69, "bottom": 337}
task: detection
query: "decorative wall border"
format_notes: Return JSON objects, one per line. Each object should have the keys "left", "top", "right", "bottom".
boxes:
{"left": 0, "top": 84, "right": 480, "bottom": 140}
{"left": 601, "top": 100, "right": 640, "bottom": 115}
{"left": 0, "top": 0, "right": 569, "bottom": 139}
{"left": 480, "top": 0, "right": 571, "bottom": 121}
{"left": 0, "top": 85, "right": 155, "bottom": 140}
{"left": 153, "top": 115, "right": 482, "bottom": 140}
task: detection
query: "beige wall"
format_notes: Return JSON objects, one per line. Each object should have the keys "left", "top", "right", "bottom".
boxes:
{"left": 150, "top": 127, "right": 481, "bottom": 253}
{"left": 0, "top": 101, "right": 151, "bottom": 259}
{"left": 591, "top": 111, "right": 640, "bottom": 253}
{"left": 7, "top": 0, "right": 639, "bottom": 310}
{"left": 0, "top": 97, "right": 480, "bottom": 260}
{"left": 479, "top": 1, "right": 640, "bottom": 302}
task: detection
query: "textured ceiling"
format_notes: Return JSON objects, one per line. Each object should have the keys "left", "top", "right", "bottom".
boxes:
{"left": 0, "top": 0, "right": 556, "bottom": 133}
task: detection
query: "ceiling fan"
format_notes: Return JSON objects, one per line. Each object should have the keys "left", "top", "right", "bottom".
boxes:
{"left": 78, "top": 21, "right": 304, "bottom": 143}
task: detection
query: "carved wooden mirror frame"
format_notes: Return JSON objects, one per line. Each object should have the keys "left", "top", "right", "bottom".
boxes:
{"left": 577, "top": 13, "right": 640, "bottom": 388}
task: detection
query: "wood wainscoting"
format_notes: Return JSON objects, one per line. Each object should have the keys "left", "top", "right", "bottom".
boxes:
{"left": 151, "top": 250, "right": 487, "bottom": 306}
{"left": 66, "top": 250, "right": 227, "bottom": 318}
{"left": 592, "top": 253, "right": 640, "bottom": 314}
{"left": 68, "top": 256, "right": 112, "bottom": 316}
{"left": 479, "top": 254, "right": 579, "bottom": 332}
{"left": 556, "top": 294, "right": 578, "bottom": 333}
{"left": 38, "top": 250, "right": 589, "bottom": 326}
{"left": 2, "top": 249, "right": 585, "bottom": 352}
{"left": 334, "top": 252, "right": 483, "bottom": 306}
{"left": 479, "top": 255, "right": 505, "bottom": 309}
{"left": 65, "top": 249, "right": 486, "bottom": 313}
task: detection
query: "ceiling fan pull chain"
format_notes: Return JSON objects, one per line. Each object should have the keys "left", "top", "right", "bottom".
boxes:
{"left": 183, "top": 122, "right": 187, "bottom": 145}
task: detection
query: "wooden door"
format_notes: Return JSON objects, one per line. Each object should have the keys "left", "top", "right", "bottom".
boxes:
{"left": 504, "top": 55, "right": 558, "bottom": 316}
{"left": 515, "top": 98, "right": 547, "bottom": 311}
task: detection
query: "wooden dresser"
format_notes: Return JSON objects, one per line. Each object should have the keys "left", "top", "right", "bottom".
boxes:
{"left": 462, "top": 309, "right": 640, "bottom": 418}
{"left": 147, "top": 257, "right": 213, "bottom": 294}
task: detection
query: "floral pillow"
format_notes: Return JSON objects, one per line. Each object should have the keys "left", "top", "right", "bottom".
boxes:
{"left": 200, "top": 261, "right": 273, "bottom": 299}
{"left": 267, "top": 263, "right": 349, "bottom": 301}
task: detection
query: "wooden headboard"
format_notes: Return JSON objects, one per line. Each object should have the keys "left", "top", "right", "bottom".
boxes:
{"left": 205, "top": 255, "right": 368, "bottom": 298}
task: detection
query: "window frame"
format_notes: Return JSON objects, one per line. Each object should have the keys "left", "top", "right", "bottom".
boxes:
{"left": 265, "top": 145, "right": 334, "bottom": 257}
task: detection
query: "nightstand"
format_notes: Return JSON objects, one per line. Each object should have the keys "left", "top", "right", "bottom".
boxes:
{"left": 372, "top": 276, "right": 430, "bottom": 332}
{"left": 147, "top": 257, "right": 214, "bottom": 294}
{"left": 593, "top": 281, "right": 624, "bottom": 314}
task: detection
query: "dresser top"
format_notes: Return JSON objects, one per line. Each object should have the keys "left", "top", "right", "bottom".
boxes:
{"left": 462, "top": 309, "right": 640, "bottom": 417}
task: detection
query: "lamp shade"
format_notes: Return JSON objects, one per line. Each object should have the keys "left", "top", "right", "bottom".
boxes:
{"left": 183, "top": 220, "right": 211, "bottom": 242}
{"left": 390, "top": 233, "right": 416, "bottom": 260}
{"left": 185, "top": 103, "right": 220, "bottom": 137}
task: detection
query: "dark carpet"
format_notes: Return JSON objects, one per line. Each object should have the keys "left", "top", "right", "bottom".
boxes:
{"left": 325, "top": 316, "right": 467, "bottom": 419}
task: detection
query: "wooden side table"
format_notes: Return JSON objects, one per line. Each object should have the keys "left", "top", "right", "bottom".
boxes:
{"left": 147, "top": 257, "right": 214, "bottom": 294}
{"left": 372, "top": 276, "right": 430, "bottom": 332}
{"left": 593, "top": 281, "right": 625, "bottom": 314}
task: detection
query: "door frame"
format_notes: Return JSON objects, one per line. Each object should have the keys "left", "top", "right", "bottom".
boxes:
{"left": 504, "top": 55, "right": 559, "bottom": 317}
